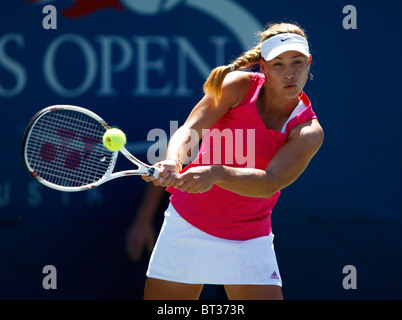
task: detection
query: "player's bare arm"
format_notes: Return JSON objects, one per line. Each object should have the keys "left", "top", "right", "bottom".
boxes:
{"left": 148, "top": 71, "right": 252, "bottom": 186}
{"left": 175, "top": 119, "right": 323, "bottom": 198}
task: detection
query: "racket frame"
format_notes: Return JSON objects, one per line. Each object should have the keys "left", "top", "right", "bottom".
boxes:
{"left": 22, "top": 105, "right": 159, "bottom": 192}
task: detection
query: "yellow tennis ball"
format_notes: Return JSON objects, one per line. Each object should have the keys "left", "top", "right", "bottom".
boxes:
{"left": 103, "top": 128, "right": 127, "bottom": 151}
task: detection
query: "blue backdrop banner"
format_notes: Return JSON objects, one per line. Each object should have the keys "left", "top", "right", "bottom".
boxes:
{"left": 0, "top": 0, "right": 401, "bottom": 300}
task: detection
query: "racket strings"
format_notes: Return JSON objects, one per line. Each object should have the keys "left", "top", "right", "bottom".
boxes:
{"left": 25, "top": 109, "right": 114, "bottom": 188}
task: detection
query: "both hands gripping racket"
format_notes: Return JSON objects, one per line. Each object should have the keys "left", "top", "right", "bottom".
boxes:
{"left": 22, "top": 105, "right": 159, "bottom": 192}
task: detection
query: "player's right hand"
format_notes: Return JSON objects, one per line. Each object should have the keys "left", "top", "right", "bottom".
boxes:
{"left": 142, "top": 159, "right": 181, "bottom": 187}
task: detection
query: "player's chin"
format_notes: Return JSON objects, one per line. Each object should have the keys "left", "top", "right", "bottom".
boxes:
{"left": 282, "top": 86, "right": 300, "bottom": 98}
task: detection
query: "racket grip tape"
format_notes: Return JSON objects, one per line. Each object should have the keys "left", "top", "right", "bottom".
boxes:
{"left": 147, "top": 168, "right": 179, "bottom": 180}
{"left": 148, "top": 167, "right": 159, "bottom": 179}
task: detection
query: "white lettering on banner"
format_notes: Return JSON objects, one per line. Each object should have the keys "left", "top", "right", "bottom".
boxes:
{"left": 61, "top": 192, "right": 70, "bottom": 207}
{"left": 173, "top": 36, "right": 222, "bottom": 97}
{"left": 43, "top": 34, "right": 98, "bottom": 97}
{"left": 0, "top": 34, "right": 27, "bottom": 97}
{"left": 0, "top": 180, "right": 105, "bottom": 209}
{"left": 132, "top": 36, "right": 173, "bottom": 97}
{"left": 27, "top": 180, "right": 42, "bottom": 208}
{"left": 0, "top": 33, "right": 230, "bottom": 98}
{"left": 86, "top": 188, "right": 103, "bottom": 206}
{"left": 96, "top": 35, "right": 133, "bottom": 97}
{"left": 2, "top": 0, "right": 262, "bottom": 99}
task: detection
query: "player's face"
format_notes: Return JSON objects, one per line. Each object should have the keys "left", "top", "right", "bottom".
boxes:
{"left": 260, "top": 51, "right": 311, "bottom": 100}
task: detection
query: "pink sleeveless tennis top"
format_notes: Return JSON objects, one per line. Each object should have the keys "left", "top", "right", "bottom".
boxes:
{"left": 167, "top": 72, "right": 317, "bottom": 240}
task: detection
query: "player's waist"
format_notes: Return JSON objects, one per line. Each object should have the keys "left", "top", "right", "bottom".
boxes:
{"left": 169, "top": 186, "right": 280, "bottom": 241}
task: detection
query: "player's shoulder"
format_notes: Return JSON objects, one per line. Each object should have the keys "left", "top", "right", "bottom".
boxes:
{"left": 290, "top": 118, "right": 324, "bottom": 150}
{"left": 223, "top": 70, "right": 253, "bottom": 88}
{"left": 221, "top": 71, "right": 253, "bottom": 108}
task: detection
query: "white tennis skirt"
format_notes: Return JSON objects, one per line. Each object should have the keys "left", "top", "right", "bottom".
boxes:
{"left": 146, "top": 203, "right": 282, "bottom": 286}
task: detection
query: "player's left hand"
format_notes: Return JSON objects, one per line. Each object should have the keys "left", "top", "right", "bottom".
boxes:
{"left": 173, "top": 165, "right": 218, "bottom": 194}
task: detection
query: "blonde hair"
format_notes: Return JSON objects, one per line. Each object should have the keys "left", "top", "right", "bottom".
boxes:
{"left": 203, "top": 22, "right": 308, "bottom": 105}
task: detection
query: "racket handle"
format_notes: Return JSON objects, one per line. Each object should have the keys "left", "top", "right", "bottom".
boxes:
{"left": 148, "top": 167, "right": 159, "bottom": 179}
{"left": 147, "top": 168, "right": 179, "bottom": 180}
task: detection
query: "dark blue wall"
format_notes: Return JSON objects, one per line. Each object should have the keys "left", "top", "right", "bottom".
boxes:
{"left": 1, "top": 0, "right": 401, "bottom": 299}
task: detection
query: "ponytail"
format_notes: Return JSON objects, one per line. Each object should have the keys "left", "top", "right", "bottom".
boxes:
{"left": 203, "top": 47, "right": 261, "bottom": 105}
{"left": 203, "top": 65, "right": 234, "bottom": 106}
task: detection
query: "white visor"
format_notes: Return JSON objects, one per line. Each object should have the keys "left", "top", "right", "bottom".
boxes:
{"left": 261, "top": 33, "right": 310, "bottom": 61}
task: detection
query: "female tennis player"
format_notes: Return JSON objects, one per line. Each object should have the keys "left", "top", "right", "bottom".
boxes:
{"left": 142, "top": 22, "right": 324, "bottom": 300}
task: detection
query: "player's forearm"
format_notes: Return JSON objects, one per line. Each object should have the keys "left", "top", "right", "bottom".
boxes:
{"left": 166, "top": 125, "right": 199, "bottom": 165}
{"left": 214, "top": 165, "right": 279, "bottom": 199}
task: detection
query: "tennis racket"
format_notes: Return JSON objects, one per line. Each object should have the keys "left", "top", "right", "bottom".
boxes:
{"left": 22, "top": 105, "right": 159, "bottom": 192}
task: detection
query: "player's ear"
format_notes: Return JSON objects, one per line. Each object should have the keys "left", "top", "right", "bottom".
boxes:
{"left": 259, "top": 58, "right": 266, "bottom": 73}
